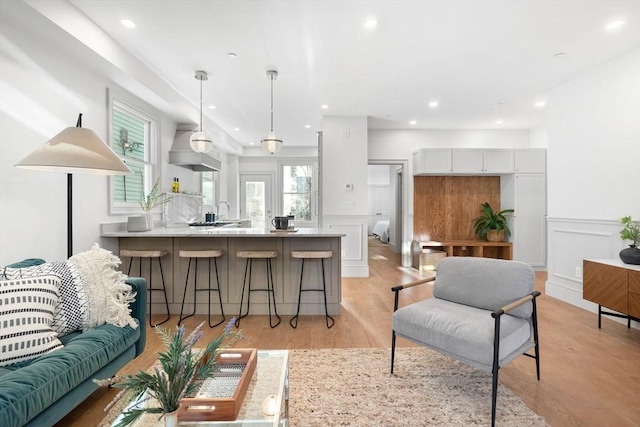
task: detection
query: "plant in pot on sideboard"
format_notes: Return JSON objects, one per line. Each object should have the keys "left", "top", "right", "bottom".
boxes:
{"left": 619, "top": 216, "right": 640, "bottom": 265}
{"left": 473, "top": 202, "right": 514, "bottom": 242}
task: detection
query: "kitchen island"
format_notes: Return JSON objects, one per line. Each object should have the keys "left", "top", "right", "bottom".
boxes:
{"left": 100, "top": 225, "right": 344, "bottom": 319}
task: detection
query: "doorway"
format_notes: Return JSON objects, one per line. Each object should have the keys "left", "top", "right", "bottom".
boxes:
{"left": 367, "top": 162, "right": 406, "bottom": 259}
{"left": 240, "top": 173, "right": 273, "bottom": 229}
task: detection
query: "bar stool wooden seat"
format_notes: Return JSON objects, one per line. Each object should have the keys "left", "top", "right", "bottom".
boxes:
{"left": 289, "top": 250, "right": 335, "bottom": 329}
{"left": 120, "top": 249, "right": 170, "bottom": 327}
{"left": 178, "top": 250, "right": 225, "bottom": 328}
{"left": 235, "top": 250, "right": 281, "bottom": 328}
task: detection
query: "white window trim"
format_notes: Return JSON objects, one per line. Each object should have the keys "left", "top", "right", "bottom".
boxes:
{"left": 278, "top": 158, "right": 318, "bottom": 227}
{"left": 107, "top": 87, "right": 163, "bottom": 215}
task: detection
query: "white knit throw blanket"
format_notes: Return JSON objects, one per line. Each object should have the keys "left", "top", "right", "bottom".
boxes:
{"left": 70, "top": 244, "right": 138, "bottom": 330}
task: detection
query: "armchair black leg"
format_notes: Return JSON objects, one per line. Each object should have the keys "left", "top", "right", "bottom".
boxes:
{"left": 391, "top": 330, "right": 396, "bottom": 374}
{"left": 491, "top": 369, "right": 499, "bottom": 427}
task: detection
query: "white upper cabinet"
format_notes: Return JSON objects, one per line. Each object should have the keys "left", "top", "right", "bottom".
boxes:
{"left": 483, "top": 149, "right": 515, "bottom": 173}
{"left": 413, "top": 148, "right": 539, "bottom": 175}
{"left": 413, "top": 149, "right": 452, "bottom": 175}
{"left": 515, "top": 149, "right": 546, "bottom": 173}
{"left": 452, "top": 149, "right": 484, "bottom": 173}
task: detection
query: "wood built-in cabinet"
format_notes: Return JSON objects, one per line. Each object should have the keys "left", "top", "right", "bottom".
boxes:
{"left": 583, "top": 259, "right": 640, "bottom": 328}
{"left": 412, "top": 148, "right": 546, "bottom": 267}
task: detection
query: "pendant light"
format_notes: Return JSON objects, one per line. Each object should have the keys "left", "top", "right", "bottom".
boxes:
{"left": 190, "top": 70, "right": 213, "bottom": 153}
{"left": 261, "top": 68, "right": 283, "bottom": 155}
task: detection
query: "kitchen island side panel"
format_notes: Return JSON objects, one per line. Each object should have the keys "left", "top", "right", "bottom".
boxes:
{"left": 108, "top": 232, "right": 342, "bottom": 317}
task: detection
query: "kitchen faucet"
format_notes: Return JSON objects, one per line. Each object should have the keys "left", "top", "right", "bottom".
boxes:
{"left": 217, "top": 201, "right": 230, "bottom": 219}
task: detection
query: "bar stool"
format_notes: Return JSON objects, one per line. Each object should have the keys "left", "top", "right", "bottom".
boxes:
{"left": 289, "top": 251, "right": 335, "bottom": 329}
{"left": 120, "top": 249, "right": 170, "bottom": 327}
{"left": 178, "top": 250, "right": 225, "bottom": 328}
{"left": 235, "top": 251, "right": 281, "bottom": 328}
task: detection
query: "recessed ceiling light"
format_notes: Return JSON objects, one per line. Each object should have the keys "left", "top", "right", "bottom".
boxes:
{"left": 120, "top": 19, "right": 136, "bottom": 29}
{"left": 409, "top": 120, "right": 417, "bottom": 125}
{"left": 364, "top": 17, "right": 378, "bottom": 30}
{"left": 429, "top": 101, "right": 439, "bottom": 108}
{"left": 605, "top": 20, "right": 625, "bottom": 31}
{"left": 250, "top": 142, "right": 255, "bottom": 146}
{"left": 227, "top": 52, "right": 238, "bottom": 59}
{"left": 321, "top": 104, "right": 329, "bottom": 109}
{"left": 305, "top": 125, "right": 311, "bottom": 129}
{"left": 495, "top": 120, "right": 503, "bottom": 125}
{"left": 534, "top": 101, "right": 546, "bottom": 108}
{"left": 234, "top": 127, "right": 240, "bottom": 131}
{"left": 208, "top": 104, "right": 216, "bottom": 110}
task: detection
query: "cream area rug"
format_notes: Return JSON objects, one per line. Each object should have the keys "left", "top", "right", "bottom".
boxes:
{"left": 288, "top": 347, "right": 546, "bottom": 426}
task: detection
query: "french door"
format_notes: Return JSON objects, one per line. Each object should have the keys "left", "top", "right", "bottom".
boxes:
{"left": 240, "top": 174, "right": 273, "bottom": 229}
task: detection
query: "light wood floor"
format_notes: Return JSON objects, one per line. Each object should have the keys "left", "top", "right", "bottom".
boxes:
{"left": 57, "top": 243, "right": 640, "bottom": 426}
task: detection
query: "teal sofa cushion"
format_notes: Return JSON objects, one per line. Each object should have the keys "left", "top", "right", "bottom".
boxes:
{"left": 0, "top": 322, "right": 140, "bottom": 427}
{"left": 3, "top": 258, "right": 45, "bottom": 269}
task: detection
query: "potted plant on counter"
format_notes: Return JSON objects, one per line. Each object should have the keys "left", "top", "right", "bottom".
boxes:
{"left": 473, "top": 202, "right": 514, "bottom": 242}
{"left": 127, "top": 178, "right": 172, "bottom": 232}
{"left": 619, "top": 216, "right": 640, "bottom": 265}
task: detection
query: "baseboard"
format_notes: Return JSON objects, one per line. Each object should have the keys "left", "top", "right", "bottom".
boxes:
{"left": 342, "top": 265, "right": 369, "bottom": 277}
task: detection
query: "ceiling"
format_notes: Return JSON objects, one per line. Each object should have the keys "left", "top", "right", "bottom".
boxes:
{"left": 9, "top": 1, "right": 640, "bottom": 152}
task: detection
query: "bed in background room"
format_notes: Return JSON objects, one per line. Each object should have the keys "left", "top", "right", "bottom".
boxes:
{"left": 372, "top": 219, "right": 390, "bottom": 243}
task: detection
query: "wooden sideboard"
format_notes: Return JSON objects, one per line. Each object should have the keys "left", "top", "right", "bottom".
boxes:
{"left": 411, "top": 240, "right": 512, "bottom": 270}
{"left": 583, "top": 259, "right": 640, "bottom": 328}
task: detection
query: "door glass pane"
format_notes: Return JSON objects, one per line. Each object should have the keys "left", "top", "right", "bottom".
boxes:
{"left": 245, "top": 181, "right": 266, "bottom": 228}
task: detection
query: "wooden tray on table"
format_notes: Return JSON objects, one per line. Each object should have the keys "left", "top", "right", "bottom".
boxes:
{"left": 178, "top": 348, "right": 257, "bottom": 421}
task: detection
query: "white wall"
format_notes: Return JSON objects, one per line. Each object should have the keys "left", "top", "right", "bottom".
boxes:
{"left": 546, "top": 48, "right": 640, "bottom": 312}
{"left": 322, "top": 116, "right": 369, "bottom": 277}
{"left": 0, "top": 12, "right": 181, "bottom": 264}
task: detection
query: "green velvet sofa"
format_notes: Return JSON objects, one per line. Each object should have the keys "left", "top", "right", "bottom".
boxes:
{"left": 0, "top": 259, "right": 147, "bottom": 427}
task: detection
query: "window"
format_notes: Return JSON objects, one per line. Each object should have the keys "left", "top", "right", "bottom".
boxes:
{"left": 108, "top": 89, "right": 159, "bottom": 214}
{"left": 282, "top": 164, "right": 313, "bottom": 222}
{"left": 201, "top": 171, "right": 217, "bottom": 209}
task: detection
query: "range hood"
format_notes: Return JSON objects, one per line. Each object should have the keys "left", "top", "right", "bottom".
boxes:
{"left": 169, "top": 129, "right": 222, "bottom": 172}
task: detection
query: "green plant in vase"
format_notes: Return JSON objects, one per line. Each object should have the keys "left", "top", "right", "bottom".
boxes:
{"left": 127, "top": 178, "right": 172, "bottom": 231}
{"left": 473, "top": 202, "right": 514, "bottom": 242}
{"left": 139, "top": 178, "right": 172, "bottom": 212}
{"left": 94, "top": 319, "right": 242, "bottom": 427}
{"left": 619, "top": 216, "right": 640, "bottom": 265}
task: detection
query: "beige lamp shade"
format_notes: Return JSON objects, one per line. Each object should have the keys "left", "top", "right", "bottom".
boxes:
{"left": 16, "top": 126, "right": 130, "bottom": 175}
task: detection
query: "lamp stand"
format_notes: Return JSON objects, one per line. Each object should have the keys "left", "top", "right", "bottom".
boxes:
{"left": 66, "top": 113, "right": 83, "bottom": 258}
{"left": 67, "top": 173, "right": 72, "bottom": 259}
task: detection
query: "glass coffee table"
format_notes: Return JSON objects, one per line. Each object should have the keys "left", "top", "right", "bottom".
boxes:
{"left": 111, "top": 350, "right": 289, "bottom": 427}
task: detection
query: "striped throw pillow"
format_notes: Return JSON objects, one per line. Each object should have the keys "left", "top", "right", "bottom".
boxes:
{"left": 0, "top": 276, "right": 63, "bottom": 367}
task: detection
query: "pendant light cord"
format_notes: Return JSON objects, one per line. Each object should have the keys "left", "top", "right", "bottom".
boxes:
{"left": 199, "top": 78, "right": 203, "bottom": 132}
{"left": 270, "top": 74, "right": 274, "bottom": 132}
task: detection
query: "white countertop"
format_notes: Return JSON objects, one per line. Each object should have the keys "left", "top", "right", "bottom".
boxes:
{"left": 101, "top": 223, "right": 345, "bottom": 238}
{"left": 585, "top": 259, "right": 640, "bottom": 271}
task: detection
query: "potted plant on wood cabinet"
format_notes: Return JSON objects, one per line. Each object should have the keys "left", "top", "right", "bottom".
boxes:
{"left": 619, "top": 216, "right": 640, "bottom": 265}
{"left": 473, "top": 202, "right": 514, "bottom": 242}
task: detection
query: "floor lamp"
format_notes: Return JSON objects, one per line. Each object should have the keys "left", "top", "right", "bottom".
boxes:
{"left": 16, "top": 113, "right": 131, "bottom": 258}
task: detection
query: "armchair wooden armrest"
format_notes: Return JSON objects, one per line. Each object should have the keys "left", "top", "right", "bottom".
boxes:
{"left": 392, "top": 276, "right": 436, "bottom": 311}
{"left": 492, "top": 291, "right": 541, "bottom": 318}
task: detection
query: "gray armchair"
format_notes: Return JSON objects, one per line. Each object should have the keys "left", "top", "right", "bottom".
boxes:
{"left": 391, "top": 257, "right": 540, "bottom": 427}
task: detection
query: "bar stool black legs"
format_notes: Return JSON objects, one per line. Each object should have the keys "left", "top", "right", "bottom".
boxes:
{"left": 290, "top": 251, "right": 335, "bottom": 329}
{"left": 122, "top": 250, "right": 170, "bottom": 327}
{"left": 236, "top": 251, "right": 280, "bottom": 328}
{"left": 178, "top": 250, "right": 225, "bottom": 328}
